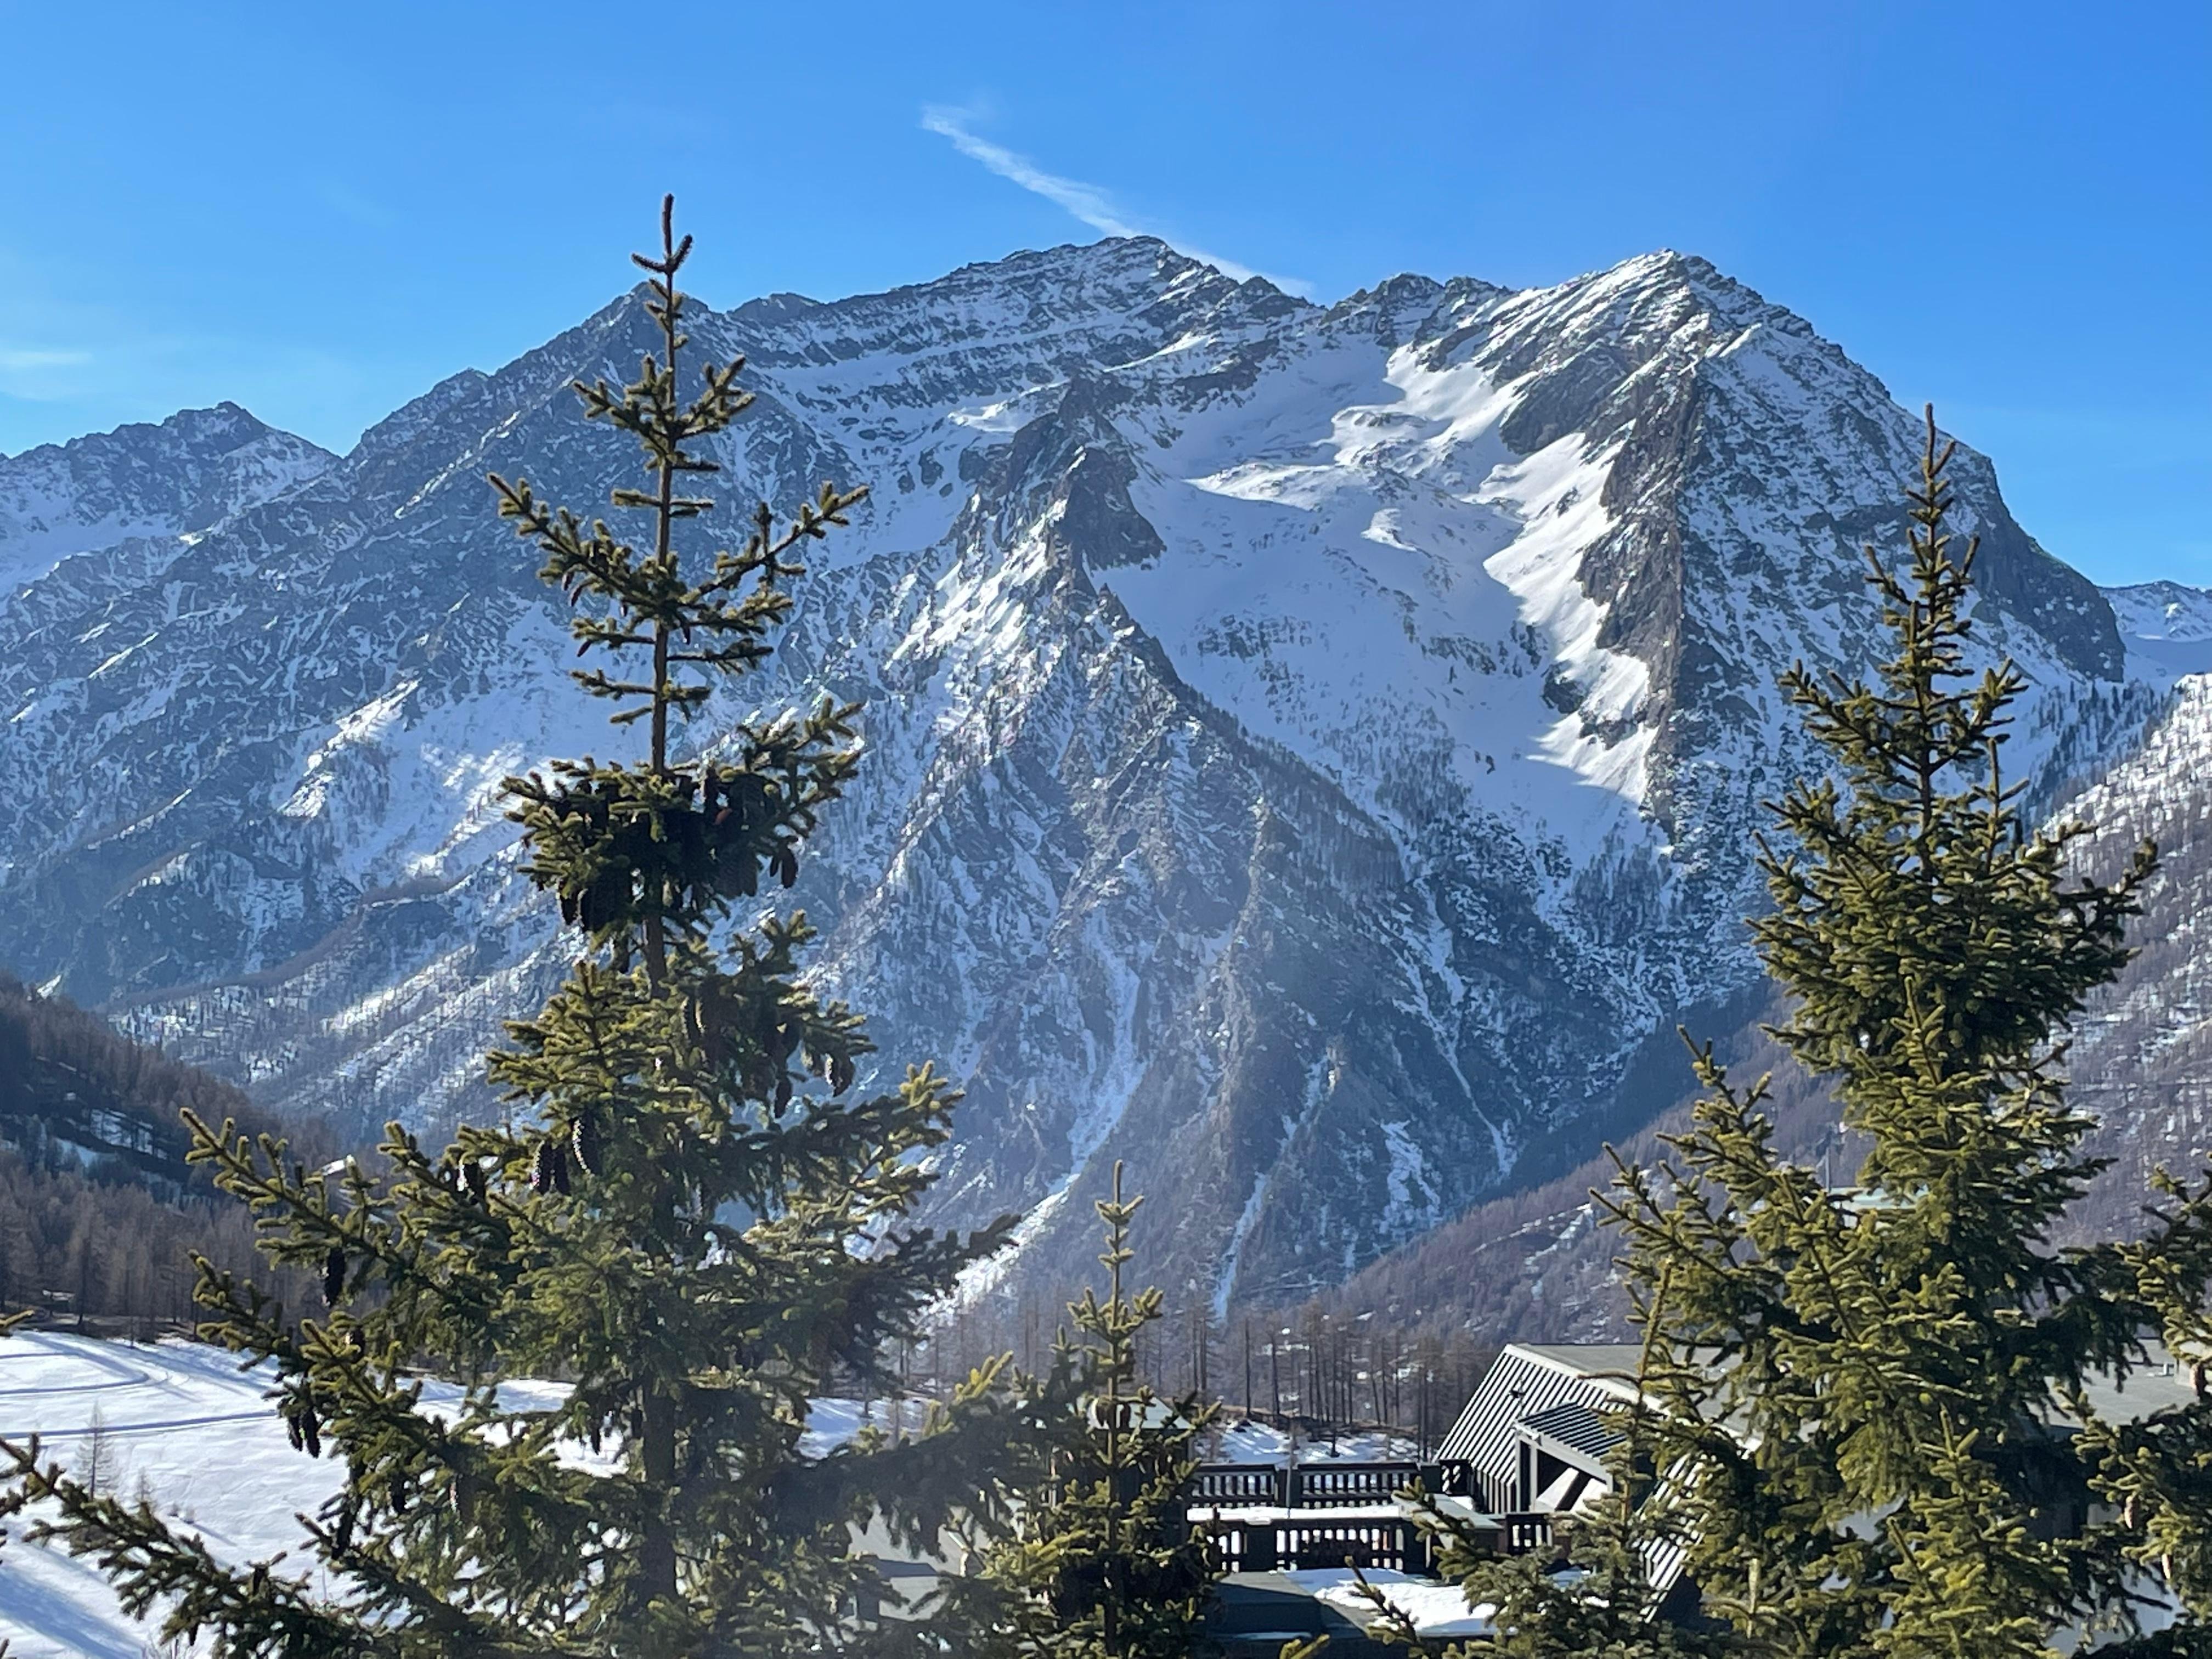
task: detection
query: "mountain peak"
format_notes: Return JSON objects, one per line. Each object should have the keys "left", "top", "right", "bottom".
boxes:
{"left": 5, "top": 399, "right": 304, "bottom": 469}
{"left": 0, "top": 232, "right": 2168, "bottom": 1316}
{"left": 0, "top": 401, "right": 334, "bottom": 600}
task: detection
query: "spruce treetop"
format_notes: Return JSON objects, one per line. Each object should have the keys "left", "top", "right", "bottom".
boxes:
{"left": 950, "top": 1164, "right": 1220, "bottom": 1659}
{"left": 0, "top": 198, "right": 1025, "bottom": 1659}
{"left": 1449, "top": 410, "right": 2212, "bottom": 1659}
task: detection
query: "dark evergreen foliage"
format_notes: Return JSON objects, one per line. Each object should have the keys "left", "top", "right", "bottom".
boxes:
{"left": 954, "top": 1164, "right": 1220, "bottom": 1658}
{"left": 0, "top": 200, "right": 1029, "bottom": 1658}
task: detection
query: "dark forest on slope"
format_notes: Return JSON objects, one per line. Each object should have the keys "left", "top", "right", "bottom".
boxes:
{"left": 0, "top": 971, "right": 328, "bottom": 1327}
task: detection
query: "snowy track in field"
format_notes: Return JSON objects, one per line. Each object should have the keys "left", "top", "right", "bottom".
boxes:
{"left": 0, "top": 1334, "right": 273, "bottom": 1438}
{"left": 0, "top": 1333, "right": 337, "bottom": 1658}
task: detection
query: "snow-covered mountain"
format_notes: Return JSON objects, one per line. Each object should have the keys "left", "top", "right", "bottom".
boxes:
{"left": 2106, "top": 580, "right": 2212, "bottom": 680}
{"left": 0, "top": 402, "right": 333, "bottom": 607}
{"left": 0, "top": 238, "right": 2190, "bottom": 1311}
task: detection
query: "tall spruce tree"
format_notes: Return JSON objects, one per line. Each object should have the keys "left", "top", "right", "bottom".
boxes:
{"left": 0, "top": 199, "right": 1029, "bottom": 1658}
{"left": 1521, "top": 409, "right": 2212, "bottom": 1659}
{"left": 953, "top": 1165, "right": 1220, "bottom": 1658}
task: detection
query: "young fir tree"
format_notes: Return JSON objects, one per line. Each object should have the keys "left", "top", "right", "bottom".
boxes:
{"left": 1453, "top": 409, "right": 2212, "bottom": 1659}
{"left": 0, "top": 198, "right": 1030, "bottom": 1658}
{"left": 955, "top": 1164, "right": 1220, "bottom": 1658}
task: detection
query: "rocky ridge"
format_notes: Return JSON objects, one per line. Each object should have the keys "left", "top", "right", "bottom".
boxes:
{"left": 0, "top": 238, "right": 2192, "bottom": 1312}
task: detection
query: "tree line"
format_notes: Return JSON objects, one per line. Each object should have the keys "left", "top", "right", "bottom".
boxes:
{"left": 0, "top": 972, "right": 326, "bottom": 1331}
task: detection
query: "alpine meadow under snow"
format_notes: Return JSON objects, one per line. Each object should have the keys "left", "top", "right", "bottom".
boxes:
{"left": 1, "top": 235, "right": 2209, "bottom": 1321}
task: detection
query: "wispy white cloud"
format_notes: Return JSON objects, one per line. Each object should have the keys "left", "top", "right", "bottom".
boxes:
{"left": 921, "top": 106, "right": 1309, "bottom": 296}
{"left": 0, "top": 343, "right": 96, "bottom": 404}
{"left": 0, "top": 346, "right": 93, "bottom": 372}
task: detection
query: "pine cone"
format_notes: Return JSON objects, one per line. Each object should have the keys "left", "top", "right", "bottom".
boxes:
{"left": 322, "top": 1246, "right": 346, "bottom": 1306}
{"left": 572, "top": 1110, "right": 603, "bottom": 1179}
{"left": 301, "top": 1404, "right": 323, "bottom": 1459}
{"left": 830, "top": 1053, "right": 855, "bottom": 1096}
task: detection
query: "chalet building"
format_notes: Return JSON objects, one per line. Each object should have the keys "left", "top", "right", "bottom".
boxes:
{"left": 1437, "top": 1341, "right": 1643, "bottom": 1515}
{"left": 1433, "top": 1340, "right": 1696, "bottom": 1616}
{"left": 1427, "top": 1338, "right": 2203, "bottom": 1642}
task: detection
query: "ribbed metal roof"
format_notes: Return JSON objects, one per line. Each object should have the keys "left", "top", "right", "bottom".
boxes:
{"left": 1432, "top": 1344, "right": 1706, "bottom": 1605}
{"left": 1521, "top": 1400, "right": 1622, "bottom": 1460}
{"left": 1435, "top": 1344, "right": 1642, "bottom": 1496}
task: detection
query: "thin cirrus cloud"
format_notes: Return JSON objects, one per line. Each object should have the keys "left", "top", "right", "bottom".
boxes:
{"left": 919, "top": 106, "right": 1310, "bottom": 297}
{"left": 0, "top": 347, "right": 93, "bottom": 372}
{"left": 0, "top": 345, "right": 96, "bottom": 404}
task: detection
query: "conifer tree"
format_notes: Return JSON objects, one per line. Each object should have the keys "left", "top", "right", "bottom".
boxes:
{"left": 0, "top": 198, "right": 1028, "bottom": 1658}
{"left": 1510, "top": 409, "right": 2212, "bottom": 1659}
{"left": 955, "top": 1164, "right": 1220, "bottom": 1658}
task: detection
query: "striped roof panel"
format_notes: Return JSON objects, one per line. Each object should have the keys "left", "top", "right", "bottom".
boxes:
{"left": 1436, "top": 1345, "right": 1643, "bottom": 1497}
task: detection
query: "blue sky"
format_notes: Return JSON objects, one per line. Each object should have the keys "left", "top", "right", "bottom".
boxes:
{"left": 0, "top": 1, "right": 2203, "bottom": 583}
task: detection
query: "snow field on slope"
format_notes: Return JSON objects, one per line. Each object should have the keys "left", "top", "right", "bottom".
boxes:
{"left": 0, "top": 1334, "right": 582, "bottom": 1657}
{"left": 1110, "top": 333, "right": 1656, "bottom": 872}
{"left": 0, "top": 1336, "right": 930, "bottom": 1656}
{"left": 2106, "top": 583, "right": 2212, "bottom": 680}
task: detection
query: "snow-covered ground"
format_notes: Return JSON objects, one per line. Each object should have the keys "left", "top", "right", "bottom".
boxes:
{"left": 0, "top": 1331, "right": 335, "bottom": 1659}
{"left": 0, "top": 1334, "right": 1449, "bottom": 1654}
{"left": 1285, "top": 1567, "right": 1497, "bottom": 1641}
{"left": 1207, "top": 1418, "right": 1421, "bottom": 1465}
{"left": 0, "top": 1333, "right": 592, "bottom": 1656}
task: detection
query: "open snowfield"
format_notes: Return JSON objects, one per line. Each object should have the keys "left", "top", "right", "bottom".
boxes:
{"left": 0, "top": 1331, "right": 336, "bottom": 1658}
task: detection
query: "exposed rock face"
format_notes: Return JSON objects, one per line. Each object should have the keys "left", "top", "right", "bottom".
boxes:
{"left": 0, "top": 238, "right": 2177, "bottom": 1311}
{"left": 0, "top": 401, "right": 334, "bottom": 603}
